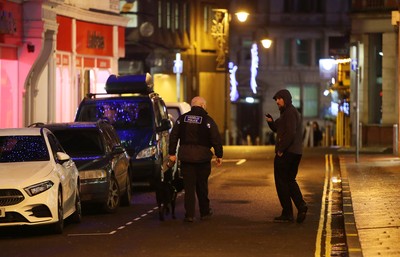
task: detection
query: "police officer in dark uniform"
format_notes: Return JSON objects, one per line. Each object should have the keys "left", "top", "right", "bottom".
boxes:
{"left": 168, "top": 96, "right": 223, "bottom": 222}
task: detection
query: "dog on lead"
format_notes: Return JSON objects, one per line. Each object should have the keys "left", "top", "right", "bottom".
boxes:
{"left": 155, "top": 160, "right": 184, "bottom": 221}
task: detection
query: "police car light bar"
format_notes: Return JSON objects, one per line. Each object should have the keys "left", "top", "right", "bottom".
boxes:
{"left": 105, "top": 73, "right": 154, "bottom": 94}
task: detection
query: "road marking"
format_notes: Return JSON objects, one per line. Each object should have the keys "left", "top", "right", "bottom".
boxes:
{"left": 68, "top": 232, "right": 115, "bottom": 236}
{"left": 222, "top": 159, "right": 246, "bottom": 165}
{"left": 68, "top": 160, "right": 242, "bottom": 237}
{"left": 315, "top": 154, "right": 333, "bottom": 257}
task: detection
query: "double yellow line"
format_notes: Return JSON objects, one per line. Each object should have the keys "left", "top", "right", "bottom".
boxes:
{"left": 315, "top": 154, "right": 334, "bottom": 257}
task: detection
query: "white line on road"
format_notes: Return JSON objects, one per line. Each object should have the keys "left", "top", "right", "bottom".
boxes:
{"left": 68, "top": 159, "right": 245, "bottom": 237}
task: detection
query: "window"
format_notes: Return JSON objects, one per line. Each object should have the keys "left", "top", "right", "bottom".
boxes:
{"left": 315, "top": 39, "right": 322, "bottom": 66}
{"left": 183, "top": 3, "right": 189, "bottom": 34}
{"left": 303, "top": 84, "right": 318, "bottom": 117}
{"left": 284, "top": 39, "right": 292, "bottom": 66}
{"left": 158, "top": 1, "right": 162, "bottom": 28}
{"left": 166, "top": 1, "right": 171, "bottom": 29}
{"left": 284, "top": 0, "right": 325, "bottom": 13}
{"left": 296, "top": 39, "right": 311, "bottom": 66}
{"left": 174, "top": 3, "right": 179, "bottom": 31}
{"left": 120, "top": 0, "right": 138, "bottom": 28}
{"left": 286, "top": 84, "right": 318, "bottom": 117}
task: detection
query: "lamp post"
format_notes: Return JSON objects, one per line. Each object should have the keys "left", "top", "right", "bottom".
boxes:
{"left": 210, "top": 8, "right": 272, "bottom": 145}
{"left": 229, "top": 10, "right": 272, "bottom": 145}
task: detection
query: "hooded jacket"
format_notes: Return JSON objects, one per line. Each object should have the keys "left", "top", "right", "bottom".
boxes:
{"left": 267, "top": 89, "right": 303, "bottom": 155}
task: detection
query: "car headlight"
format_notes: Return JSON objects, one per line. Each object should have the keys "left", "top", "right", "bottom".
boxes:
{"left": 136, "top": 146, "right": 157, "bottom": 159}
{"left": 24, "top": 181, "right": 54, "bottom": 197}
{"left": 80, "top": 169, "right": 107, "bottom": 181}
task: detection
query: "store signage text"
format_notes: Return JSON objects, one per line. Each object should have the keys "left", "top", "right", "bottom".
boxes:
{"left": 0, "top": 11, "right": 17, "bottom": 34}
{"left": 87, "top": 31, "right": 104, "bottom": 49}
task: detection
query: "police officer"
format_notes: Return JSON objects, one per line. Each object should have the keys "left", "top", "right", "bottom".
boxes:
{"left": 168, "top": 96, "right": 223, "bottom": 222}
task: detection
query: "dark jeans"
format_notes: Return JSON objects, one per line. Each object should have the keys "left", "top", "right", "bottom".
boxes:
{"left": 274, "top": 152, "right": 306, "bottom": 217}
{"left": 181, "top": 162, "right": 211, "bottom": 218}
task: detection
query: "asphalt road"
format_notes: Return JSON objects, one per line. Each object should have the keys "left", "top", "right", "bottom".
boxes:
{"left": 1, "top": 146, "right": 337, "bottom": 257}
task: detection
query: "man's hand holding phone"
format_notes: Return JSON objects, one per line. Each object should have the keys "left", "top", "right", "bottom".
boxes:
{"left": 265, "top": 113, "right": 273, "bottom": 122}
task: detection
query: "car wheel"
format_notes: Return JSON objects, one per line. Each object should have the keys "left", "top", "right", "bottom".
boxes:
{"left": 121, "top": 172, "right": 132, "bottom": 206}
{"left": 71, "top": 191, "right": 82, "bottom": 223}
{"left": 103, "top": 175, "right": 120, "bottom": 213}
{"left": 52, "top": 189, "right": 64, "bottom": 234}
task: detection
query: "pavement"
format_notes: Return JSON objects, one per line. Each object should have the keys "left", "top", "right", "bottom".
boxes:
{"left": 338, "top": 149, "right": 400, "bottom": 257}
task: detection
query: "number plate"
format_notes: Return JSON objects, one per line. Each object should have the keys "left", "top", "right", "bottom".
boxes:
{"left": 0, "top": 207, "right": 5, "bottom": 218}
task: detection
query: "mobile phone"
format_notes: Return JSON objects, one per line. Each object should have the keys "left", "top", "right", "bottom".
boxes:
{"left": 265, "top": 113, "right": 272, "bottom": 118}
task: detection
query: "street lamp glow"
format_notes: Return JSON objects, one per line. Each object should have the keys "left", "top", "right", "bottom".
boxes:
{"left": 261, "top": 39, "right": 272, "bottom": 49}
{"left": 235, "top": 11, "right": 249, "bottom": 22}
{"left": 245, "top": 97, "right": 255, "bottom": 103}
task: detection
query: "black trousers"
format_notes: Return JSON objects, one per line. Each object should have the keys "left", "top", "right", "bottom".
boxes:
{"left": 181, "top": 162, "right": 211, "bottom": 218}
{"left": 274, "top": 152, "right": 306, "bottom": 217}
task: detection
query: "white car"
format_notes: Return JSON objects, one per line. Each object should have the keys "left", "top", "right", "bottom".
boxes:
{"left": 166, "top": 102, "right": 191, "bottom": 124}
{"left": 0, "top": 128, "right": 81, "bottom": 233}
{"left": 165, "top": 102, "right": 191, "bottom": 177}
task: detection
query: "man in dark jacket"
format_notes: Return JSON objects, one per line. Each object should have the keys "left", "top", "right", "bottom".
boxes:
{"left": 266, "top": 89, "right": 308, "bottom": 223}
{"left": 168, "top": 96, "right": 223, "bottom": 222}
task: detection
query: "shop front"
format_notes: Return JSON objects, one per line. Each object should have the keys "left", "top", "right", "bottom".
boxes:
{"left": 55, "top": 14, "right": 127, "bottom": 122}
{"left": 0, "top": 1, "right": 23, "bottom": 128}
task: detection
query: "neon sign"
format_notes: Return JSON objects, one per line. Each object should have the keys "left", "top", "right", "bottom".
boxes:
{"left": 229, "top": 62, "right": 239, "bottom": 101}
{"left": 250, "top": 43, "right": 258, "bottom": 94}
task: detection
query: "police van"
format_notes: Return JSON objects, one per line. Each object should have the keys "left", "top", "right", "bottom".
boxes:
{"left": 75, "top": 74, "right": 171, "bottom": 187}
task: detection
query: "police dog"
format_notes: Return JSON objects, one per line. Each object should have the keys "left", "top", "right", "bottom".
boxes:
{"left": 156, "top": 161, "right": 184, "bottom": 221}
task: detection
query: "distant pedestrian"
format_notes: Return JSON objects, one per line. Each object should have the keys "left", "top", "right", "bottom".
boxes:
{"left": 265, "top": 89, "right": 308, "bottom": 223}
{"left": 312, "top": 121, "right": 323, "bottom": 146}
{"left": 168, "top": 96, "right": 223, "bottom": 222}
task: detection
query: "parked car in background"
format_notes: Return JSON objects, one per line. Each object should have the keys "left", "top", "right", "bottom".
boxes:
{"left": 166, "top": 102, "right": 191, "bottom": 124}
{"left": 75, "top": 74, "right": 171, "bottom": 188}
{"left": 165, "top": 102, "right": 191, "bottom": 177}
{"left": 32, "top": 120, "right": 131, "bottom": 213}
{"left": 0, "top": 128, "right": 81, "bottom": 234}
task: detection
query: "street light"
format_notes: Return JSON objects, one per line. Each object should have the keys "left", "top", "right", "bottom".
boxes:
{"left": 235, "top": 11, "right": 249, "bottom": 22}
{"left": 261, "top": 38, "right": 272, "bottom": 49}
{"left": 234, "top": 11, "right": 272, "bottom": 49}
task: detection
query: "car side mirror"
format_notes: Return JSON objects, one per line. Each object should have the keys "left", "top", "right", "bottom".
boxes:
{"left": 156, "top": 118, "right": 172, "bottom": 132}
{"left": 56, "top": 152, "right": 71, "bottom": 164}
{"left": 112, "top": 145, "right": 125, "bottom": 154}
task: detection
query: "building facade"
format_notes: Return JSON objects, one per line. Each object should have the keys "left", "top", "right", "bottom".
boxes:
{"left": 119, "top": 0, "right": 230, "bottom": 136}
{"left": 228, "top": 0, "right": 351, "bottom": 145}
{"left": 0, "top": 0, "right": 127, "bottom": 128}
{"left": 350, "top": 0, "right": 398, "bottom": 148}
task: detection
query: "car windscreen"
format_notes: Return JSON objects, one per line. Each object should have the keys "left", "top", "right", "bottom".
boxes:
{"left": 51, "top": 129, "right": 105, "bottom": 157}
{"left": 76, "top": 99, "right": 153, "bottom": 129}
{"left": 0, "top": 136, "right": 50, "bottom": 162}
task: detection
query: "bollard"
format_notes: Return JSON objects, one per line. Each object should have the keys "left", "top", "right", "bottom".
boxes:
{"left": 393, "top": 124, "right": 398, "bottom": 156}
{"left": 225, "top": 129, "right": 230, "bottom": 146}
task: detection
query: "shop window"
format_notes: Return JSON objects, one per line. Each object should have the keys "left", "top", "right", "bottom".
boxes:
{"left": 55, "top": 65, "right": 72, "bottom": 122}
{"left": 0, "top": 59, "right": 19, "bottom": 128}
{"left": 286, "top": 84, "right": 318, "bottom": 117}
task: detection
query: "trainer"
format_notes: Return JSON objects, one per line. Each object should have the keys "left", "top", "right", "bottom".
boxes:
{"left": 168, "top": 96, "right": 223, "bottom": 222}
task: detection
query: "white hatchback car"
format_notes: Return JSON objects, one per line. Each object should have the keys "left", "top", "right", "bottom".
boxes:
{"left": 0, "top": 128, "right": 81, "bottom": 233}
{"left": 165, "top": 102, "right": 191, "bottom": 176}
{"left": 166, "top": 102, "right": 191, "bottom": 124}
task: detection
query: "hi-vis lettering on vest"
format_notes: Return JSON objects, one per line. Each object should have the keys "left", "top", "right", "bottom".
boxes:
{"left": 184, "top": 115, "right": 202, "bottom": 124}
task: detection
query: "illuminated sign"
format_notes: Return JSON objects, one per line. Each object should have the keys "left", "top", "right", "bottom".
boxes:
{"left": 0, "top": 11, "right": 17, "bottom": 35}
{"left": 228, "top": 62, "right": 239, "bottom": 102}
{"left": 173, "top": 53, "right": 183, "bottom": 74}
{"left": 87, "top": 31, "right": 105, "bottom": 49}
{"left": 250, "top": 43, "right": 258, "bottom": 94}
